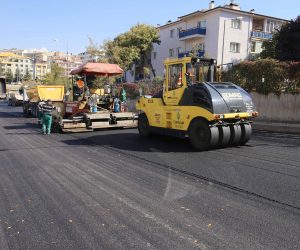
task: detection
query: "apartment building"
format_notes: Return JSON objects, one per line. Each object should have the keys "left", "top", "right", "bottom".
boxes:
{"left": 0, "top": 53, "right": 34, "bottom": 80}
{"left": 152, "top": 1, "right": 287, "bottom": 77}
{"left": 0, "top": 48, "right": 84, "bottom": 80}
{"left": 50, "top": 52, "right": 83, "bottom": 77}
{"left": 78, "top": 51, "right": 101, "bottom": 63}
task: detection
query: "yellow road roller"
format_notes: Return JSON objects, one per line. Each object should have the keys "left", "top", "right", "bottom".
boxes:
{"left": 136, "top": 57, "right": 258, "bottom": 150}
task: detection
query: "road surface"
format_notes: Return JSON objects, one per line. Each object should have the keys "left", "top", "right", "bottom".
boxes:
{"left": 0, "top": 102, "right": 299, "bottom": 250}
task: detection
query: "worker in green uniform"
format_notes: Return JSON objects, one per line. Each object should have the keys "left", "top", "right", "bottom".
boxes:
{"left": 41, "top": 99, "right": 56, "bottom": 135}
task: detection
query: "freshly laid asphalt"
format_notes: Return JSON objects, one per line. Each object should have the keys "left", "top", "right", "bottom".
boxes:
{"left": 0, "top": 102, "right": 299, "bottom": 250}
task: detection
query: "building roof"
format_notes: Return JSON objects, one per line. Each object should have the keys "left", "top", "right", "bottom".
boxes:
{"left": 0, "top": 52, "right": 18, "bottom": 57}
{"left": 158, "top": 5, "right": 288, "bottom": 29}
{"left": 0, "top": 52, "right": 30, "bottom": 60}
{"left": 179, "top": 6, "right": 288, "bottom": 22}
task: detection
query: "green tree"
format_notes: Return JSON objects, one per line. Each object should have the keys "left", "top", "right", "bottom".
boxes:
{"left": 23, "top": 68, "right": 32, "bottom": 81}
{"left": 260, "top": 32, "right": 278, "bottom": 59}
{"left": 86, "top": 37, "right": 106, "bottom": 62}
{"left": 0, "top": 66, "right": 4, "bottom": 77}
{"left": 14, "top": 68, "right": 21, "bottom": 82}
{"left": 43, "top": 63, "right": 70, "bottom": 88}
{"left": 5, "top": 68, "right": 13, "bottom": 83}
{"left": 261, "top": 15, "right": 300, "bottom": 61}
{"left": 103, "top": 24, "right": 160, "bottom": 77}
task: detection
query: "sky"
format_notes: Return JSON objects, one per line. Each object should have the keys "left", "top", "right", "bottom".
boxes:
{"left": 1, "top": 0, "right": 299, "bottom": 54}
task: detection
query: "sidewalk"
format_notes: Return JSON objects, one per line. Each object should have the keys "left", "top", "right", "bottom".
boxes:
{"left": 253, "top": 121, "right": 300, "bottom": 134}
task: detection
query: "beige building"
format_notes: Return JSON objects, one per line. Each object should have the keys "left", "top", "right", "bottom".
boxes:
{"left": 50, "top": 52, "right": 83, "bottom": 77}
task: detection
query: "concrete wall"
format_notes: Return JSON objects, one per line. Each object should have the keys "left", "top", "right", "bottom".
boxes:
{"left": 252, "top": 92, "right": 300, "bottom": 123}
{"left": 127, "top": 93, "right": 300, "bottom": 123}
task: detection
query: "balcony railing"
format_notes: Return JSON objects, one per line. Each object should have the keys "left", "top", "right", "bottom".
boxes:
{"left": 251, "top": 31, "right": 273, "bottom": 40}
{"left": 179, "top": 27, "right": 206, "bottom": 39}
{"left": 178, "top": 51, "right": 205, "bottom": 58}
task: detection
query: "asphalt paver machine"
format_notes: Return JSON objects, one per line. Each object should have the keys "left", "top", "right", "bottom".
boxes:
{"left": 60, "top": 62, "right": 137, "bottom": 132}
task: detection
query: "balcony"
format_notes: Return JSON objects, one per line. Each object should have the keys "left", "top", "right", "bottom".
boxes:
{"left": 251, "top": 31, "right": 273, "bottom": 40}
{"left": 178, "top": 51, "right": 205, "bottom": 58}
{"left": 179, "top": 27, "right": 206, "bottom": 40}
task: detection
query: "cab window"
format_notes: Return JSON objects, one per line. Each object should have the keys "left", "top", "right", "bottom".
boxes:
{"left": 186, "top": 63, "right": 208, "bottom": 84}
{"left": 168, "top": 64, "right": 182, "bottom": 90}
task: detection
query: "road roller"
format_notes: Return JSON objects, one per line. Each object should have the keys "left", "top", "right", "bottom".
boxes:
{"left": 136, "top": 56, "right": 258, "bottom": 151}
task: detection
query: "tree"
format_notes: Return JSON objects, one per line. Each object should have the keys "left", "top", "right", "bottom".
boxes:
{"left": 14, "top": 68, "right": 21, "bottom": 82}
{"left": 0, "top": 66, "right": 4, "bottom": 77}
{"left": 261, "top": 15, "right": 300, "bottom": 61}
{"left": 5, "top": 68, "right": 13, "bottom": 83}
{"left": 103, "top": 24, "right": 160, "bottom": 77}
{"left": 23, "top": 68, "right": 32, "bottom": 81}
{"left": 43, "top": 63, "right": 70, "bottom": 88}
{"left": 86, "top": 37, "right": 106, "bottom": 62}
{"left": 260, "top": 32, "right": 278, "bottom": 59}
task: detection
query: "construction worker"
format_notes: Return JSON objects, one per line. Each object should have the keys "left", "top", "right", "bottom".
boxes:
{"left": 37, "top": 101, "right": 45, "bottom": 125}
{"left": 41, "top": 99, "right": 56, "bottom": 135}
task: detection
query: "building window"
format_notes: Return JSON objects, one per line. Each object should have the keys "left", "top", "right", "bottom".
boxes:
{"left": 231, "top": 19, "right": 241, "bottom": 29}
{"left": 176, "top": 47, "right": 183, "bottom": 56}
{"left": 169, "top": 49, "right": 174, "bottom": 57}
{"left": 153, "top": 52, "right": 157, "bottom": 60}
{"left": 196, "top": 43, "right": 205, "bottom": 51}
{"left": 251, "top": 41, "right": 263, "bottom": 53}
{"left": 266, "top": 20, "right": 281, "bottom": 33}
{"left": 197, "top": 20, "right": 207, "bottom": 28}
{"left": 230, "top": 42, "right": 240, "bottom": 53}
{"left": 170, "top": 29, "right": 174, "bottom": 38}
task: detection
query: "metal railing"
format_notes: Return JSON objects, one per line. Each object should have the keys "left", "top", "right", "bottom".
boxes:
{"left": 179, "top": 27, "right": 206, "bottom": 39}
{"left": 251, "top": 31, "right": 273, "bottom": 39}
{"left": 178, "top": 51, "right": 205, "bottom": 58}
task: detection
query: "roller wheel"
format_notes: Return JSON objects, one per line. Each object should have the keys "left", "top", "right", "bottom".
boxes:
{"left": 210, "top": 127, "right": 220, "bottom": 148}
{"left": 138, "top": 113, "right": 151, "bottom": 137}
{"left": 218, "top": 126, "right": 231, "bottom": 147}
{"left": 189, "top": 119, "right": 211, "bottom": 151}
{"left": 240, "top": 124, "right": 252, "bottom": 145}
{"left": 229, "top": 124, "right": 242, "bottom": 146}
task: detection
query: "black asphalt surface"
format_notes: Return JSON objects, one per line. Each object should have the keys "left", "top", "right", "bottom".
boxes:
{"left": 0, "top": 101, "right": 299, "bottom": 250}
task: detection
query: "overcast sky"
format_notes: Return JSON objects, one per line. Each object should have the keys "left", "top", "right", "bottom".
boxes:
{"left": 1, "top": 0, "right": 298, "bottom": 54}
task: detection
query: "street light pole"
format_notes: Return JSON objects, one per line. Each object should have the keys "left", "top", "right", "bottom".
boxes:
{"left": 53, "top": 39, "right": 69, "bottom": 77}
{"left": 221, "top": 19, "right": 227, "bottom": 66}
{"left": 32, "top": 54, "right": 36, "bottom": 81}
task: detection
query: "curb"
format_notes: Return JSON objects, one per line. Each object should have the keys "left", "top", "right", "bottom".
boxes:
{"left": 252, "top": 122, "right": 300, "bottom": 135}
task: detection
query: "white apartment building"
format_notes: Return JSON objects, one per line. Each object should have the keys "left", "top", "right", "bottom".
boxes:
{"left": 78, "top": 51, "right": 101, "bottom": 63}
{"left": 152, "top": 1, "right": 287, "bottom": 77}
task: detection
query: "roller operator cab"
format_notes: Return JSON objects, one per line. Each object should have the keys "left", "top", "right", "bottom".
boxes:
{"left": 136, "top": 57, "right": 258, "bottom": 151}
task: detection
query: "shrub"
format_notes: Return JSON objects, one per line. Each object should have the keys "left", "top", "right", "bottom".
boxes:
{"left": 136, "top": 78, "right": 163, "bottom": 96}
{"left": 222, "top": 59, "right": 299, "bottom": 94}
{"left": 122, "top": 83, "right": 140, "bottom": 99}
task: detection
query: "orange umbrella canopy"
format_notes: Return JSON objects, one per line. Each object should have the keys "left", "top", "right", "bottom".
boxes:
{"left": 70, "top": 62, "right": 124, "bottom": 76}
